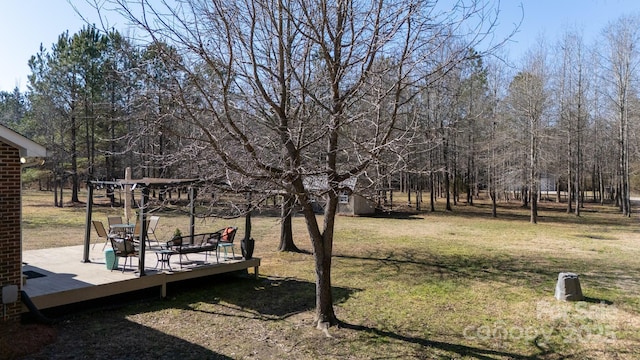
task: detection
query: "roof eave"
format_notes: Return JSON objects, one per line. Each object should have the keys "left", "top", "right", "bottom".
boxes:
{"left": 0, "top": 125, "right": 47, "bottom": 157}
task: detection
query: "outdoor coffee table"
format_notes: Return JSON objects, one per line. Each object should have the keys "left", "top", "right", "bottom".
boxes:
{"left": 154, "top": 249, "right": 175, "bottom": 271}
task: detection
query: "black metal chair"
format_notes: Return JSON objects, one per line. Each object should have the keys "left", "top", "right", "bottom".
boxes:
{"left": 132, "top": 219, "right": 151, "bottom": 248}
{"left": 109, "top": 237, "right": 139, "bottom": 273}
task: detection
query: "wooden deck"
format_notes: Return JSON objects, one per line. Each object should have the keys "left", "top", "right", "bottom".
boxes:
{"left": 21, "top": 244, "right": 260, "bottom": 311}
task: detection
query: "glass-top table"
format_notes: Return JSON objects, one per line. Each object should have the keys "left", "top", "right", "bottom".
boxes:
{"left": 109, "top": 223, "right": 135, "bottom": 234}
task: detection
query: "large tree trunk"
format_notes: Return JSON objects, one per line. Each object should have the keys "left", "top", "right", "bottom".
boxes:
{"left": 491, "top": 188, "right": 497, "bottom": 218}
{"left": 531, "top": 186, "right": 538, "bottom": 223}
{"left": 314, "top": 238, "right": 336, "bottom": 327}
{"left": 530, "top": 133, "right": 537, "bottom": 223}
{"left": 278, "top": 194, "right": 300, "bottom": 252}
{"left": 575, "top": 150, "right": 581, "bottom": 216}
{"left": 54, "top": 173, "right": 59, "bottom": 207}
{"left": 567, "top": 127, "right": 573, "bottom": 213}
{"left": 407, "top": 182, "right": 411, "bottom": 206}
{"left": 444, "top": 172, "right": 451, "bottom": 211}
{"left": 298, "top": 190, "right": 338, "bottom": 327}
{"left": 316, "top": 193, "right": 338, "bottom": 326}
{"left": 599, "top": 165, "right": 605, "bottom": 205}
{"left": 622, "top": 115, "right": 631, "bottom": 217}
{"left": 430, "top": 173, "right": 435, "bottom": 212}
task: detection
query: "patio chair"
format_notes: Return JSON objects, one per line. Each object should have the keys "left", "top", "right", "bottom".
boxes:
{"left": 216, "top": 226, "right": 238, "bottom": 260}
{"left": 108, "top": 216, "right": 123, "bottom": 226}
{"left": 92, "top": 220, "right": 116, "bottom": 250}
{"left": 109, "top": 237, "right": 139, "bottom": 273}
{"left": 132, "top": 219, "right": 152, "bottom": 248}
{"left": 147, "top": 215, "right": 160, "bottom": 246}
{"left": 107, "top": 216, "right": 124, "bottom": 235}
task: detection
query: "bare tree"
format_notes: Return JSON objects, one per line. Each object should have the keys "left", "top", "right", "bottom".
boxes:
{"left": 483, "top": 55, "right": 510, "bottom": 217}
{"left": 96, "top": 0, "right": 504, "bottom": 329}
{"left": 506, "top": 43, "right": 550, "bottom": 224}
{"left": 600, "top": 15, "right": 640, "bottom": 216}
{"left": 587, "top": 42, "right": 614, "bottom": 205}
{"left": 554, "top": 29, "right": 590, "bottom": 215}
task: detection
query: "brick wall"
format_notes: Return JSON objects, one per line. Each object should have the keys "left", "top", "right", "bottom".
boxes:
{"left": 0, "top": 142, "right": 22, "bottom": 324}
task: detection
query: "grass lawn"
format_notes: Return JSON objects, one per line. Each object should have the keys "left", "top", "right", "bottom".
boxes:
{"left": 9, "top": 190, "right": 640, "bottom": 359}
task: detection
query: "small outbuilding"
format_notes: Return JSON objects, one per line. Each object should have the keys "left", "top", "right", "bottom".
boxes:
{"left": 304, "top": 175, "right": 376, "bottom": 216}
{"left": 335, "top": 177, "right": 376, "bottom": 216}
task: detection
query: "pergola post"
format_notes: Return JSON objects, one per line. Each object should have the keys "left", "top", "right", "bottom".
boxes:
{"left": 189, "top": 186, "right": 196, "bottom": 244}
{"left": 82, "top": 183, "right": 94, "bottom": 263}
{"left": 138, "top": 186, "right": 149, "bottom": 276}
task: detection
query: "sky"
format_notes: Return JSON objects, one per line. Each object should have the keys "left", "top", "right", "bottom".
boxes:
{"left": 1, "top": 0, "right": 640, "bottom": 93}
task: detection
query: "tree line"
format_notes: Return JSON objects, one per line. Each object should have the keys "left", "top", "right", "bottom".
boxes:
{"left": 1, "top": 11, "right": 636, "bottom": 221}
{"left": 1, "top": 0, "right": 638, "bottom": 328}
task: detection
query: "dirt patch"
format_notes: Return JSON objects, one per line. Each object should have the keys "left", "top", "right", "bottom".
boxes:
{"left": 0, "top": 323, "right": 57, "bottom": 359}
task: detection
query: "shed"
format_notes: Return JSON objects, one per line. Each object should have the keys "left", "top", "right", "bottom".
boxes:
{"left": 0, "top": 125, "right": 47, "bottom": 325}
{"left": 303, "top": 175, "right": 376, "bottom": 216}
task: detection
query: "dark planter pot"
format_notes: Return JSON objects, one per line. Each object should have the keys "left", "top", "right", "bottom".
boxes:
{"left": 241, "top": 238, "right": 255, "bottom": 260}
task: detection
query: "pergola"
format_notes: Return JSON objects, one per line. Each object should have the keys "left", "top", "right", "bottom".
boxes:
{"left": 83, "top": 177, "right": 201, "bottom": 276}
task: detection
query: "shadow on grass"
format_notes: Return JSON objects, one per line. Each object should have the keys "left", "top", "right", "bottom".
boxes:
{"left": 336, "top": 251, "right": 551, "bottom": 283}
{"left": 26, "top": 301, "right": 233, "bottom": 360}
{"left": 168, "top": 274, "right": 550, "bottom": 359}
{"left": 169, "top": 273, "right": 357, "bottom": 321}
{"left": 364, "top": 211, "right": 425, "bottom": 220}
{"left": 339, "top": 321, "right": 544, "bottom": 360}
{"left": 334, "top": 250, "right": 630, "bottom": 303}
{"left": 28, "top": 275, "right": 355, "bottom": 359}
{"left": 583, "top": 297, "right": 614, "bottom": 305}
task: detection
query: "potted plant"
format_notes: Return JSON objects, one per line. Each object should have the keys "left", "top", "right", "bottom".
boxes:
{"left": 241, "top": 237, "right": 255, "bottom": 260}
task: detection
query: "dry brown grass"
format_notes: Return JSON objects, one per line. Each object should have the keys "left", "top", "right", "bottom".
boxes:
{"left": 12, "top": 190, "right": 640, "bottom": 359}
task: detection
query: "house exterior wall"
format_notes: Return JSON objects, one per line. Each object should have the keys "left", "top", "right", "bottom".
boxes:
{"left": 0, "top": 142, "right": 22, "bottom": 325}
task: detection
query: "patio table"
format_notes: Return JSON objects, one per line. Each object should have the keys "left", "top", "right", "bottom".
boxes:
{"left": 109, "top": 223, "right": 135, "bottom": 234}
{"left": 154, "top": 249, "right": 175, "bottom": 271}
